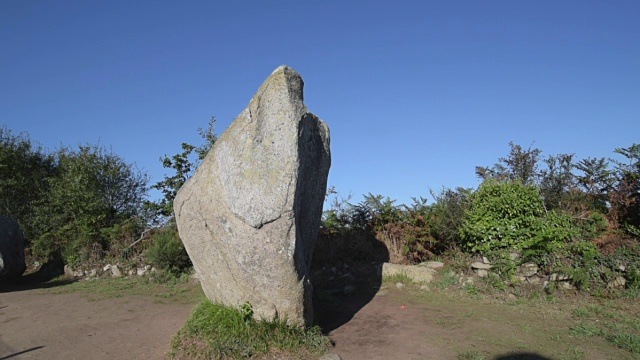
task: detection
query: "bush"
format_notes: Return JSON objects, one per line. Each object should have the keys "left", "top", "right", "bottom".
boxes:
{"left": 146, "top": 226, "right": 192, "bottom": 274}
{"left": 429, "top": 187, "right": 472, "bottom": 249}
{"left": 460, "top": 179, "right": 544, "bottom": 252}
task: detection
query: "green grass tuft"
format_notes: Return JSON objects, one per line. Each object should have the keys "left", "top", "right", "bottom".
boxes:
{"left": 170, "top": 300, "right": 330, "bottom": 359}
{"left": 382, "top": 272, "right": 413, "bottom": 284}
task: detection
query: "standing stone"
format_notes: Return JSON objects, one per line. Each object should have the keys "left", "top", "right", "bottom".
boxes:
{"left": 175, "top": 65, "right": 331, "bottom": 326}
{"left": 0, "top": 216, "right": 27, "bottom": 278}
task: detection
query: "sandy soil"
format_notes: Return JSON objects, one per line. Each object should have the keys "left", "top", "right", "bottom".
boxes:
{"left": 1, "top": 273, "right": 635, "bottom": 360}
{"left": 0, "top": 286, "right": 192, "bottom": 360}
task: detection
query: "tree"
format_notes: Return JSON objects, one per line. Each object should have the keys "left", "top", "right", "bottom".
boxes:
{"left": 0, "top": 127, "right": 54, "bottom": 242}
{"left": 539, "top": 153, "right": 576, "bottom": 211}
{"left": 31, "top": 144, "right": 148, "bottom": 263}
{"left": 476, "top": 142, "right": 542, "bottom": 186}
{"left": 149, "top": 117, "right": 218, "bottom": 220}
{"left": 573, "top": 157, "right": 613, "bottom": 213}
{"left": 609, "top": 144, "right": 640, "bottom": 230}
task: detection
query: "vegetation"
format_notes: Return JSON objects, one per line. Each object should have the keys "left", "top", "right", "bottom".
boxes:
{"left": 0, "top": 120, "right": 216, "bottom": 276}
{"left": 2, "top": 121, "right": 638, "bottom": 357}
{"left": 318, "top": 141, "right": 640, "bottom": 298}
{"left": 170, "top": 300, "right": 329, "bottom": 359}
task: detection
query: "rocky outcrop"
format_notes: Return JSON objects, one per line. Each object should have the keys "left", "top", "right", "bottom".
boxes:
{"left": 379, "top": 263, "right": 436, "bottom": 284}
{"left": 0, "top": 216, "right": 26, "bottom": 278}
{"left": 174, "top": 65, "right": 331, "bottom": 326}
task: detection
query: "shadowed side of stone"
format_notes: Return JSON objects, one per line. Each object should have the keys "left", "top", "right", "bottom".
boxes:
{"left": 174, "top": 65, "right": 330, "bottom": 326}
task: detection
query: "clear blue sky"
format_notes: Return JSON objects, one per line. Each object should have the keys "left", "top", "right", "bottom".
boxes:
{"left": 2, "top": 1, "right": 639, "bottom": 206}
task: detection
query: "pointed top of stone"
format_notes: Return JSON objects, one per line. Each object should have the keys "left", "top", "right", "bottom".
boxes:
{"left": 271, "top": 64, "right": 292, "bottom": 74}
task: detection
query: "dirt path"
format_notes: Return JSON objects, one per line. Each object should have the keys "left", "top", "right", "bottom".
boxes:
{"left": 0, "top": 286, "right": 193, "bottom": 360}
{"left": 1, "top": 277, "right": 636, "bottom": 360}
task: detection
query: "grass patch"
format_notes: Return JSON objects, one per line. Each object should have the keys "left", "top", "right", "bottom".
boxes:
{"left": 435, "top": 267, "right": 458, "bottom": 289}
{"left": 457, "top": 350, "right": 486, "bottom": 360}
{"left": 569, "top": 301, "right": 640, "bottom": 356}
{"left": 170, "top": 300, "right": 330, "bottom": 359}
{"left": 382, "top": 272, "right": 413, "bottom": 284}
{"left": 48, "top": 272, "right": 203, "bottom": 304}
{"left": 570, "top": 322, "right": 604, "bottom": 337}
{"left": 606, "top": 331, "right": 640, "bottom": 353}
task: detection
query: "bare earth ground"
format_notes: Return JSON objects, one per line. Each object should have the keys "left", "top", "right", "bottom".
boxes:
{"left": 1, "top": 274, "right": 638, "bottom": 360}
{"left": 0, "top": 287, "right": 193, "bottom": 359}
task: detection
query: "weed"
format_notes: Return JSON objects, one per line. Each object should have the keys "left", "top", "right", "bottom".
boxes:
{"left": 558, "top": 346, "right": 585, "bottom": 360}
{"left": 465, "top": 284, "right": 479, "bottom": 296}
{"left": 606, "top": 331, "right": 640, "bottom": 353}
{"left": 483, "top": 273, "right": 507, "bottom": 291}
{"left": 240, "top": 301, "right": 254, "bottom": 324}
{"left": 570, "top": 322, "right": 603, "bottom": 337}
{"left": 436, "top": 268, "right": 458, "bottom": 289}
{"left": 383, "top": 272, "right": 413, "bottom": 284}
{"left": 457, "top": 350, "right": 486, "bottom": 360}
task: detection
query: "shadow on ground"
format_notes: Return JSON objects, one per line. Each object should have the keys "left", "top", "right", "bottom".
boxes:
{"left": 0, "top": 258, "right": 73, "bottom": 293}
{"left": 312, "top": 262, "right": 384, "bottom": 334}
{"left": 494, "top": 353, "right": 553, "bottom": 360}
{"left": 0, "top": 346, "right": 45, "bottom": 360}
{"left": 311, "top": 230, "right": 390, "bottom": 334}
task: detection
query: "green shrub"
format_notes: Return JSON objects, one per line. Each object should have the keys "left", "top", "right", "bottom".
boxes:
{"left": 460, "top": 179, "right": 544, "bottom": 252}
{"left": 429, "top": 187, "right": 472, "bottom": 249}
{"left": 146, "top": 226, "right": 192, "bottom": 274}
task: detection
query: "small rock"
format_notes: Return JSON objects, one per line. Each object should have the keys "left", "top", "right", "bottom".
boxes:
{"left": 64, "top": 265, "right": 83, "bottom": 278}
{"left": 509, "top": 252, "right": 520, "bottom": 261}
{"left": 560, "top": 282, "right": 575, "bottom": 290}
{"left": 343, "top": 285, "right": 356, "bottom": 295}
{"left": 128, "top": 269, "right": 134, "bottom": 276}
{"left": 477, "top": 269, "right": 489, "bottom": 278}
{"left": 137, "top": 268, "right": 147, "bottom": 276}
{"left": 420, "top": 285, "right": 431, "bottom": 291}
{"left": 543, "top": 280, "right": 549, "bottom": 287}
{"left": 508, "top": 294, "right": 517, "bottom": 300}
{"left": 482, "top": 256, "right": 490, "bottom": 264}
{"left": 527, "top": 276, "right": 541, "bottom": 284}
{"left": 320, "top": 353, "right": 342, "bottom": 360}
{"left": 420, "top": 261, "right": 444, "bottom": 270}
{"left": 618, "top": 265, "right": 626, "bottom": 272}
{"left": 464, "top": 278, "right": 474, "bottom": 285}
{"left": 110, "top": 265, "right": 122, "bottom": 278}
{"left": 518, "top": 263, "right": 539, "bottom": 277}
{"left": 471, "top": 262, "right": 491, "bottom": 270}
{"left": 103, "top": 264, "right": 111, "bottom": 272}
{"left": 340, "top": 273, "right": 355, "bottom": 281}
{"left": 608, "top": 276, "right": 626, "bottom": 289}
{"left": 88, "top": 269, "right": 97, "bottom": 277}
{"left": 550, "top": 273, "right": 571, "bottom": 281}
{"left": 396, "top": 282, "right": 405, "bottom": 289}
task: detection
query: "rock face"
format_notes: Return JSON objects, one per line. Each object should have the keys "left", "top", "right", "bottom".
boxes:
{"left": 174, "top": 65, "right": 331, "bottom": 326}
{"left": 0, "top": 216, "right": 27, "bottom": 278}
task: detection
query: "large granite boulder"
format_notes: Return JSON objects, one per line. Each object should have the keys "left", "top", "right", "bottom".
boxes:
{"left": 0, "top": 216, "right": 27, "bottom": 278}
{"left": 175, "top": 65, "right": 331, "bottom": 326}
